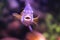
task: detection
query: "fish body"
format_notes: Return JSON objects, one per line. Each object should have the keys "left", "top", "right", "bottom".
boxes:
{"left": 21, "top": 3, "right": 33, "bottom": 26}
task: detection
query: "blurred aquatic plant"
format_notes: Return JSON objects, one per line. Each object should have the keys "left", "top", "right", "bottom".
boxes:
{"left": 55, "top": 25, "right": 60, "bottom": 33}
{"left": 43, "top": 32, "right": 49, "bottom": 39}
{"left": 44, "top": 13, "right": 60, "bottom": 40}
{"left": 50, "top": 35, "right": 56, "bottom": 40}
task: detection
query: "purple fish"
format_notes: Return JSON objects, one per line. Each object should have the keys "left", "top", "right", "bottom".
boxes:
{"left": 21, "top": 2, "right": 33, "bottom": 26}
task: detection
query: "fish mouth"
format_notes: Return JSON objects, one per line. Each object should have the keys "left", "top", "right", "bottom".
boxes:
{"left": 25, "top": 17, "right": 30, "bottom": 19}
{"left": 24, "top": 16, "right": 31, "bottom": 21}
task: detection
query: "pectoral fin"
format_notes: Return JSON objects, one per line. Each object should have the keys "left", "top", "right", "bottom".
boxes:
{"left": 13, "top": 13, "right": 21, "bottom": 20}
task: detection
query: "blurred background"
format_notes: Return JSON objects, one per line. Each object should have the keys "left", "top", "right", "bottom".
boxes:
{"left": 0, "top": 0, "right": 60, "bottom": 40}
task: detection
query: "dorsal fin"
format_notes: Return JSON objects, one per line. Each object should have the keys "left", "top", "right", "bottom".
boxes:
{"left": 22, "top": 2, "right": 33, "bottom": 14}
